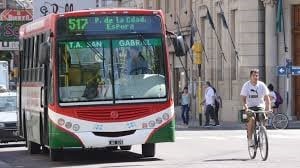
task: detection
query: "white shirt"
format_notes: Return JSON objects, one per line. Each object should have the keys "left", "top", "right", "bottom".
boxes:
{"left": 240, "top": 81, "right": 269, "bottom": 108}
{"left": 205, "top": 87, "right": 215, "bottom": 105}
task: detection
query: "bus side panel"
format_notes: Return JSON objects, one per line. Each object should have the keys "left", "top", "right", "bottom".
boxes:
{"left": 48, "top": 119, "right": 83, "bottom": 148}
{"left": 25, "top": 111, "right": 41, "bottom": 143}
{"left": 23, "top": 86, "right": 43, "bottom": 144}
{"left": 146, "top": 118, "right": 175, "bottom": 143}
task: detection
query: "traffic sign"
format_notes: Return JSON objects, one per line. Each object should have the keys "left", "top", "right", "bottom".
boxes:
{"left": 286, "top": 59, "right": 292, "bottom": 74}
{"left": 292, "top": 66, "right": 300, "bottom": 75}
{"left": 277, "top": 66, "right": 287, "bottom": 76}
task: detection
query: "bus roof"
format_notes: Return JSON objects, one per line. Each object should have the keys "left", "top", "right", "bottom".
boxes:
{"left": 19, "top": 8, "right": 164, "bottom": 38}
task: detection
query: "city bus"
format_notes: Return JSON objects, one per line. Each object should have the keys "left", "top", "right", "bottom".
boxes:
{"left": 17, "top": 8, "right": 183, "bottom": 161}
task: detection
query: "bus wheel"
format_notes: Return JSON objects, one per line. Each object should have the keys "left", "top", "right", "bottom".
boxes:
{"left": 142, "top": 143, "right": 155, "bottom": 157}
{"left": 50, "top": 149, "right": 63, "bottom": 161}
{"left": 28, "top": 141, "right": 41, "bottom": 154}
{"left": 120, "top": 145, "right": 131, "bottom": 150}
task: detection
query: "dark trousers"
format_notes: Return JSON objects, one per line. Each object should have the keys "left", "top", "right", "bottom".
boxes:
{"left": 181, "top": 104, "right": 190, "bottom": 124}
{"left": 205, "top": 105, "right": 216, "bottom": 125}
{"left": 214, "top": 105, "right": 220, "bottom": 125}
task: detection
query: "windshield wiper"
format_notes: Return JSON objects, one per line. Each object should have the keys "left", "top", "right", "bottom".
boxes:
{"left": 86, "top": 41, "right": 105, "bottom": 61}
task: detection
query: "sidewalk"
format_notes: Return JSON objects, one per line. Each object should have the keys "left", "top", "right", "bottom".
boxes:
{"left": 174, "top": 106, "right": 300, "bottom": 130}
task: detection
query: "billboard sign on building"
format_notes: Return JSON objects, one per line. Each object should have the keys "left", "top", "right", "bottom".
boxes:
{"left": 0, "top": 21, "right": 28, "bottom": 41}
{"left": 0, "top": 9, "right": 31, "bottom": 51}
{"left": 0, "top": 9, "right": 32, "bottom": 21}
{"left": 33, "top": 0, "right": 97, "bottom": 20}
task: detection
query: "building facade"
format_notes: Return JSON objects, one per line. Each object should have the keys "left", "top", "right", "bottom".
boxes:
{"left": 97, "top": 0, "right": 300, "bottom": 122}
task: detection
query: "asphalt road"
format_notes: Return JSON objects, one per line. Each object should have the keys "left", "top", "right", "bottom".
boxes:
{"left": 0, "top": 129, "right": 300, "bottom": 168}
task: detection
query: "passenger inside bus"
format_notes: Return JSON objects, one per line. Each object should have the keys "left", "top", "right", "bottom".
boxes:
{"left": 59, "top": 42, "right": 113, "bottom": 102}
{"left": 126, "top": 47, "right": 150, "bottom": 75}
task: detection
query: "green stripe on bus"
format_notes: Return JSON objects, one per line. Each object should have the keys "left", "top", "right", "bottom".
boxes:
{"left": 146, "top": 119, "right": 175, "bottom": 143}
{"left": 49, "top": 121, "right": 82, "bottom": 148}
{"left": 112, "top": 38, "right": 162, "bottom": 48}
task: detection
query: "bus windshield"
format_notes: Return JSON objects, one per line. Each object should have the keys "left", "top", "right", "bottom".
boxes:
{"left": 58, "top": 38, "right": 166, "bottom": 103}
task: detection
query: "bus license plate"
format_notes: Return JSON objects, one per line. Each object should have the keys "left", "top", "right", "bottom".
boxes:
{"left": 109, "top": 139, "right": 123, "bottom": 145}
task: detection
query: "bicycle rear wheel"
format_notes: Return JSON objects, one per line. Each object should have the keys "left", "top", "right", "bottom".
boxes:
{"left": 259, "top": 126, "right": 269, "bottom": 161}
{"left": 272, "top": 113, "right": 289, "bottom": 129}
{"left": 248, "top": 130, "right": 257, "bottom": 159}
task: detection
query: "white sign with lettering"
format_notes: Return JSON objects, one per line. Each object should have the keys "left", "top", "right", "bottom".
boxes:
{"left": 0, "top": 41, "right": 19, "bottom": 51}
{"left": 33, "top": 0, "right": 97, "bottom": 20}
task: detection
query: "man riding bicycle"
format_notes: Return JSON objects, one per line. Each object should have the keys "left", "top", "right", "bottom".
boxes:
{"left": 240, "top": 69, "right": 271, "bottom": 147}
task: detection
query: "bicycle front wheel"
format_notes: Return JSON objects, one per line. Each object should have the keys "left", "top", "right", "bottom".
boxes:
{"left": 259, "top": 126, "right": 269, "bottom": 161}
{"left": 272, "top": 113, "right": 289, "bottom": 129}
{"left": 248, "top": 130, "right": 257, "bottom": 159}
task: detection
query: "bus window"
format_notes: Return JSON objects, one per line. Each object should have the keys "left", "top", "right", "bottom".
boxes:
{"left": 58, "top": 40, "right": 112, "bottom": 102}
{"left": 112, "top": 38, "right": 166, "bottom": 100}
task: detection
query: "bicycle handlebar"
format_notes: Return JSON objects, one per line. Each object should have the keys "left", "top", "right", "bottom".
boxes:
{"left": 246, "top": 109, "right": 272, "bottom": 114}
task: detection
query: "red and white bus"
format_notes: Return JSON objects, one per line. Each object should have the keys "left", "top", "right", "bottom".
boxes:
{"left": 17, "top": 8, "right": 178, "bottom": 161}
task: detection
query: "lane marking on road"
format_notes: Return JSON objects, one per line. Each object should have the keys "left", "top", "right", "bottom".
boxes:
{"left": 176, "top": 136, "right": 227, "bottom": 140}
{"left": 176, "top": 134, "right": 300, "bottom": 141}
{"left": 176, "top": 137, "right": 193, "bottom": 140}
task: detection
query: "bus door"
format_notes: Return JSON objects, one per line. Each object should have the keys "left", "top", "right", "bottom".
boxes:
{"left": 17, "top": 42, "right": 24, "bottom": 138}
{"left": 39, "top": 34, "right": 51, "bottom": 146}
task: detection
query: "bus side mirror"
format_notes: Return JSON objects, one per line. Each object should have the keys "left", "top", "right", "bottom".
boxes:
{"left": 39, "top": 42, "right": 50, "bottom": 64}
{"left": 172, "top": 35, "right": 187, "bottom": 57}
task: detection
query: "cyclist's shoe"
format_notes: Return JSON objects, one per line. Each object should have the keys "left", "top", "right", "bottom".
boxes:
{"left": 248, "top": 139, "right": 255, "bottom": 147}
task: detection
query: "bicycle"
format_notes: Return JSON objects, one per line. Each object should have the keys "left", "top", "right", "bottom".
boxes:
{"left": 268, "top": 109, "right": 289, "bottom": 129}
{"left": 245, "top": 109, "right": 271, "bottom": 161}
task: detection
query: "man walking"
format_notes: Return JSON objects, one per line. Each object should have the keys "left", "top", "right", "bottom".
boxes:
{"left": 202, "top": 81, "right": 217, "bottom": 127}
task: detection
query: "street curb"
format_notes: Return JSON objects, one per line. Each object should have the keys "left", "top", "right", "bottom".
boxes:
{"left": 0, "top": 161, "right": 12, "bottom": 168}
{"left": 175, "top": 121, "right": 300, "bottom": 130}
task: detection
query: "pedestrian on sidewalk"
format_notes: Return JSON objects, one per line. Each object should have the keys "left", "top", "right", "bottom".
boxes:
{"left": 180, "top": 86, "right": 191, "bottom": 126}
{"left": 201, "top": 81, "right": 217, "bottom": 127}
{"left": 213, "top": 87, "right": 222, "bottom": 126}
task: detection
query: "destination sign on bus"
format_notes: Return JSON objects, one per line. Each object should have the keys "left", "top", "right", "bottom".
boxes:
{"left": 65, "top": 40, "right": 109, "bottom": 49}
{"left": 58, "top": 15, "right": 162, "bottom": 35}
{"left": 113, "top": 39, "right": 162, "bottom": 48}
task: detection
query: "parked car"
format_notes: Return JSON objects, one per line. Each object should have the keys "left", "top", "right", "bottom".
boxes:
{"left": 0, "top": 92, "right": 23, "bottom": 143}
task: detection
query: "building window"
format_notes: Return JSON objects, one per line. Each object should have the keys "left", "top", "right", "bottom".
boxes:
{"left": 200, "top": 16, "right": 205, "bottom": 78}
{"left": 217, "top": 13, "right": 224, "bottom": 81}
{"left": 230, "top": 10, "right": 237, "bottom": 81}
{"left": 148, "top": 0, "right": 153, "bottom": 9}
{"left": 166, "top": 0, "right": 170, "bottom": 13}
{"left": 180, "top": 0, "right": 186, "bottom": 10}
{"left": 0, "top": 0, "right": 4, "bottom": 8}
{"left": 100, "top": 0, "right": 119, "bottom": 7}
{"left": 96, "top": 0, "right": 99, "bottom": 7}
{"left": 157, "top": 0, "right": 161, "bottom": 9}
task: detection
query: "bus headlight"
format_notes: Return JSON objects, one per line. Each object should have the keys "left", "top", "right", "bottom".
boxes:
{"left": 156, "top": 117, "right": 163, "bottom": 124}
{"left": 148, "top": 120, "right": 155, "bottom": 128}
{"left": 73, "top": 124, "right": 80, "bottom": 131}
{"left": 57, "top": 118, "right": 65, "bottom": 126}
{"left": 65, "top": 122, "right": 72, "bottom": 129}
{"left": 162, "top": 113, "right": 170, "bottom": 120}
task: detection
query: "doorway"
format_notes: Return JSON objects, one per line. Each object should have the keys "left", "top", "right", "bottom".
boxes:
{"left": 293, "top": 5, "right": 300, "bottom": 119}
